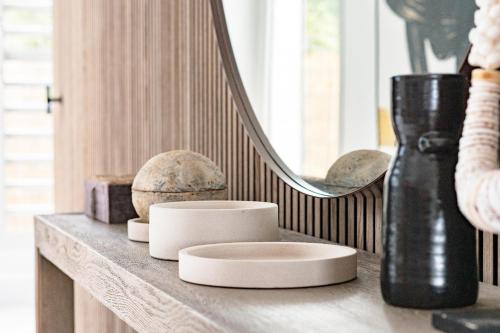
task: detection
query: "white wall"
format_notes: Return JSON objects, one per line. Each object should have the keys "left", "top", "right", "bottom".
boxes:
{"left": 223, "top": 0, "right": 305, "bottom": 174}
{"left": 223, "top": 0, "right": 268, "bottom": 125}
{"left": 339, "top": 0, "right": 378, "bottom": 155}
{"left": 377, "top": 1, "right": 457, "bottom": 112}
{"left": 266, "top": 0, "right": 304, "bottom": 173}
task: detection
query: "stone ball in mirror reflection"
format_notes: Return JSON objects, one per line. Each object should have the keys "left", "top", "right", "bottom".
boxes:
{"left": 325, "top": 150, "right": 391, "bottom": 188}
{"left": 132, "top": 150, "right": 228, "bottom": 219}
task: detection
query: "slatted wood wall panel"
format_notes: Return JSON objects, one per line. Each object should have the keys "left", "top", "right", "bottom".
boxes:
{"left": 54, "top": 5, "right": 498, "bottom": 326}
{"left": 54, "top": 0, "right": 191, "bottom": 212}
{"left": 53, "top": 0, "right": 86, "bottom": 211}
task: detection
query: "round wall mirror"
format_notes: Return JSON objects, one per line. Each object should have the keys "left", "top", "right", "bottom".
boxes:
{"left": 219, "top": 0, "right": 475, "bottom": 196}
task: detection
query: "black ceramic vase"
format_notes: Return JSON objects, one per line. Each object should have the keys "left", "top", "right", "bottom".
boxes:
{"left": 381, "top": 74, "right": 478, "bottom": 309}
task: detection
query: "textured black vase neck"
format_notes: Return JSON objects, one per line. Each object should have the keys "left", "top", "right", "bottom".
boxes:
{"left": 392, "top": 74, "right": 467, "bottom": 149}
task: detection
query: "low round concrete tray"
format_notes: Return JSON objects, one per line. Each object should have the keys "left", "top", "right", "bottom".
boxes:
{"left": 178, "top": 242, "right": 357, "bottom": 288}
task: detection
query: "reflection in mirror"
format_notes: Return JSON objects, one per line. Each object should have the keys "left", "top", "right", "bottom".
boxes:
{"left": 222, "top": 0, "right": 474, "bottom": 195}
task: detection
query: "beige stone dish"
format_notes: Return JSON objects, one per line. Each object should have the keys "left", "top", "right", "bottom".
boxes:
{"left": 149, "top": 201, "right": 279, "bottom": 260}
{"left": 127, "top": 218, "right": 149, "bottom": 242}
{"left": 178, "top": 242, "right": 357, "bottom": 288}
{"left": 325, "top": 149, "right": 391, "bottom": 188}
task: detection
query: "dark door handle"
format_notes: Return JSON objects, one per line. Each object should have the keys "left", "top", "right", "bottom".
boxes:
{"left": 46, "top": 86, "right": 62, "bottom": 114}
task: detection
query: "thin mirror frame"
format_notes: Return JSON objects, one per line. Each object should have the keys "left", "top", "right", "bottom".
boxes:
{"left": 209, "top": 0, "right": 471, "bottom": 198}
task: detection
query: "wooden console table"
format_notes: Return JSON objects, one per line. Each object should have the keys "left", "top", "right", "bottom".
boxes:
{"left": 35, "top": 214, "right": 500, "bottom": 333}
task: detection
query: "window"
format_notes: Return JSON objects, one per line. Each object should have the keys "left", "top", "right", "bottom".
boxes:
{"left": 0, "top": 1, "right": 53, "bottom": 331}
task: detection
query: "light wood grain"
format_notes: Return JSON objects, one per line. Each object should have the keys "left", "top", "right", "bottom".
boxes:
{"left": 36, "top": 215, "right": 224, "bottom": 333}
{"left": 339, "top": 197, "right": 346, "bottom": 244}
{"left": 372, "top": 185, "right": 383, "bottom": 255}
{"left": 36, "top": 248, "right": 74, "bottom": 333}
{"left": 74, "top": 284, "right": 136, "bottom": 333}
{"left": 347, "top": 197, "right": 355, "bottom": 246}
{"left": 330, "top": 198, "right": 338, "bottom": 242}
{"left": 364, "top": 189, "right": 375, "bottom": 253}
{"left": 292, "top": 189, "right": 299, "bottom": 231}
{"left": 299, "top": 192, "right": 306, "bottom": 233}
{"left": 322, "top": 198, "right": 330, "bottom": 240}
{"left": 483, "top": 232, "right": 494, "bottom": 284}
{"left": 355, "top": 192, "right": 365, "bottom": 250}
{"left": 36, "top": 214, "right": 500, "bottom": 333}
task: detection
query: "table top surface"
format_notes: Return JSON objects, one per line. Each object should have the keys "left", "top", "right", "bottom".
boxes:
{"left": 34, "top": 214, "right": 500, "bottom": 333}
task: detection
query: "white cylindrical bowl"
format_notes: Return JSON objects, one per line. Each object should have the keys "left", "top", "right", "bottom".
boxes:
{"left": 149, "top": 200, "right": 279, "bottom": 260}
{"left": 127, "top": 218, "right": 149, "bottom": 242}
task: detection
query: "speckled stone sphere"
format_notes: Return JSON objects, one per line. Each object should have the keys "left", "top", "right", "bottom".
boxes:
{"left": 132, "top": 150, "right": 228, "bottom": 219}
{"left": 325, "top": 150, "right": 391, "bottom": 188}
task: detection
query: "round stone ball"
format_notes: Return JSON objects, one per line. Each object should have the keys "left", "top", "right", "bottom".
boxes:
{"left": 132, "top": 150, "right": 228, "bottom": 219}
{"left": 325, "top": 150, "right": 391, "bottom": 188}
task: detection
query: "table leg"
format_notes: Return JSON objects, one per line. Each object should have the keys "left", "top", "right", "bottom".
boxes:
{"left": 36, "top": 248, "right": 74, "bottom": 333}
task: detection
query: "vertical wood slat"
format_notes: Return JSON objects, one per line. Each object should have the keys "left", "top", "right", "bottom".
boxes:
{"left": 347, "top": 196, "right": 356, "bottom": 247}
{"left": 238, "top": 123, "right": 244, "bottom": 199}
{"left": 292, "top": 190, "right": 299, "bottom": 231}
{"left": 306, "top": 196, "right": 313, "bottom": 236}
{"left": 364, "top": 189, "right": 375, "bottom": 253}
{"left": 201, "top": 0, "right": 208, "bottom": 156}
{"left": 254, "top": 150, "right": 260, "bottom": 201}
{"left": 221, "top": 57, "right": 228, "bottom": 178}
{"left": 355, "top": 193, "right": 365, "bottom": 250}
{"left": 330, "top": 199, "right": 338, "bottom": 242}
{"left": 372, "top": 185, "right": 384, "bottom": 255}
{"left": 231, "top": 100, "right": 237, "bottom": 199}
{"left": 243, "top": 132, "right": 249, "bottom": 200}
{"left": 483, "top": 232, "right": 495, "bottom": 284}
{"left": 314, "top": 198, "right": 321, "bottom": 239}
{"left": 259, "top": 156, "right": 266, "bottom": 201}
{"left": 285, "top": 186, "right": 292, "bottom": 230}
{"left": 249, "top": 143, "right": 255, "bottom": 201}
{"left": 265, "top": 166, "right": 272, "bottom": 203}
{"left": 322, "top": 199, "right": 330, "bottom": 241}
{"left": 208, "top": 1, "right": 214, "bottom": 162}
{"left": 278, "top": 179, "right": 285, "bottom": 228}
{"left": 338, "top": 197, "right": 346, "bottom": 245}
{"left": 299, "top": 193, "right": 306, "bottom": 234}
{"left": 227, "top": 89, "right": 234, "bottom": 199}
{"left": 271, "top": 173, "right": 278, "bottom": 206}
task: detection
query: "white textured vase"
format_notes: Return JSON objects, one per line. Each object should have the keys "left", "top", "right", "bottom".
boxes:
{"left": 149, "top": 201, "right": 279, "bottom": 260}
{"left": 455, "top": 0, "right": 500, "bottom": 232}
